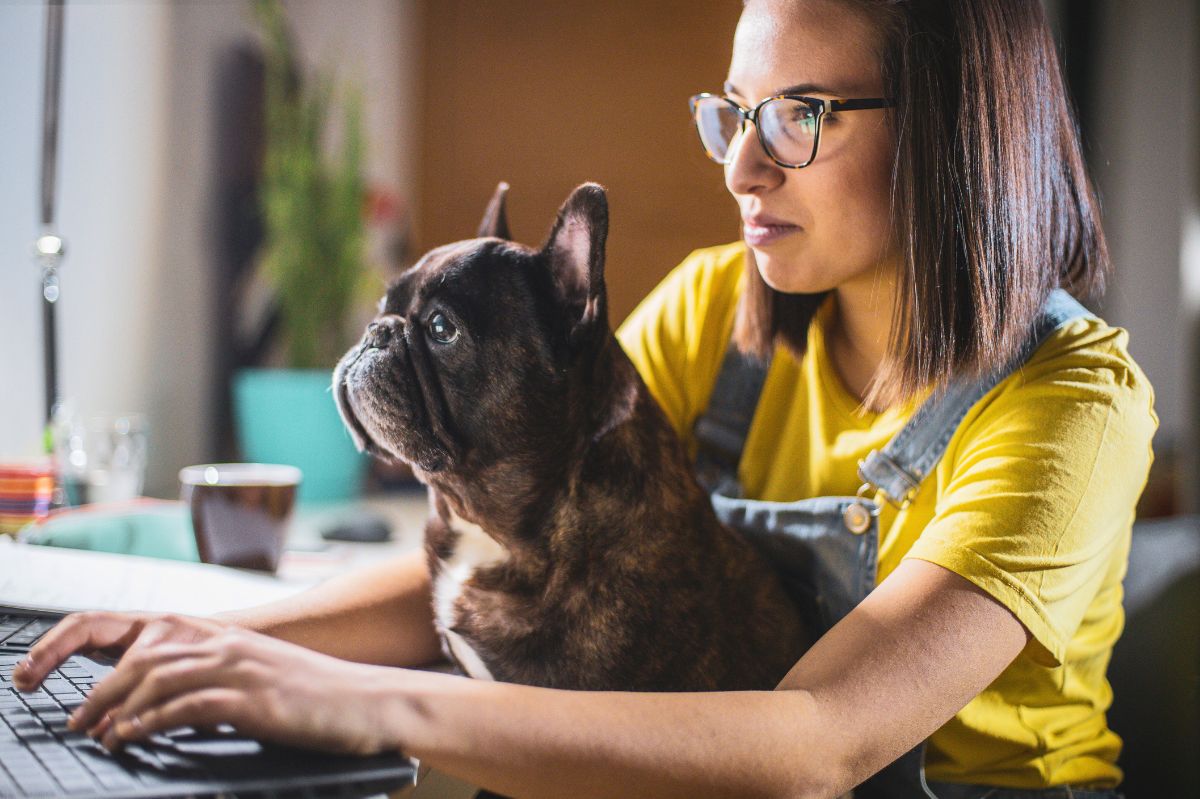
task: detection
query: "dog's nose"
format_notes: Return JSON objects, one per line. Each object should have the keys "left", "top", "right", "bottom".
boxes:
{"left": 366, "top": 314, "right": 405, "bottom": 349}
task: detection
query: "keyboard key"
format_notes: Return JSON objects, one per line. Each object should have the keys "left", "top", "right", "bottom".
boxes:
{"left": 55, "top": 775, "right": 99, "bottom": 793}
{"left": 65, "top": 734, "right": 105, "bottom": 748}
{"left": 16, "top": 731, "right": 54, "bottom": 745}
{"left": 4, "top": 749, "right": 45, "bottom": 767}
{"left": 13, "top": 774, "right": 59, "bottom": 796}
{"left": 96, "top": 771, "right": 141, "bottom": 791}
{"left": 32, "top": 695, "right": 55, "bottom": 707}
{"left": 42, "top": 680, "right": 76, "bottom": 696}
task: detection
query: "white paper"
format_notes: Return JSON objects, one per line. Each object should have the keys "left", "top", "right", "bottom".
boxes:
{"left": 0, "top": 537, "right": 314, "bottom": 616}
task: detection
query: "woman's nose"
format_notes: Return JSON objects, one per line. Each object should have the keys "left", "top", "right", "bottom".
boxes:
{"left": 724, "top": 123, "right": 783, "bottom": 197}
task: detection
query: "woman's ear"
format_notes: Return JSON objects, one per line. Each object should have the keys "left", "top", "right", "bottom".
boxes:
{"left": 477, "top": 181, "right": 512, "bottom": 239}
{"left": 542, "top": 182, "right": 609, "bottom": 332}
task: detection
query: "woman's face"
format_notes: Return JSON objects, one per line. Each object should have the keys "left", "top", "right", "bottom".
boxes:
{"left": 725, "top": 0, "right": 897, "bottom": 295}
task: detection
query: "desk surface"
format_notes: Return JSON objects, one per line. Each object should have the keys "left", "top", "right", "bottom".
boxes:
{"left": 275, "top": 489, "right": 430, "bottom": 584}
{"left": 0, "top": 489, "right": 433, "bottom": 617}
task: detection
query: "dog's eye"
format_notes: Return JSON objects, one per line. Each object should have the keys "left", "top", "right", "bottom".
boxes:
{"left": 428, "top": 312, "right": 459, "bottom": 344}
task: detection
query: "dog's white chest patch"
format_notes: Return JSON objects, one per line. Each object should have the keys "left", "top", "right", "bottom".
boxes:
{"left": 432, "top": 510, "right": 508, "bottom": 681}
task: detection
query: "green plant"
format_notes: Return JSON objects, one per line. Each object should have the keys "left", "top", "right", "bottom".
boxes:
{"left": 254, "top": 0, "right": 367, "bottom": 369}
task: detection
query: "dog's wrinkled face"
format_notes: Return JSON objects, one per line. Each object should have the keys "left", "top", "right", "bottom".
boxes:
{"left": 334, "top": 183, "right": 610, "bottom": 479}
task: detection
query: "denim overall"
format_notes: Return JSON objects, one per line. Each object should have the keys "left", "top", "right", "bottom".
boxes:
{"left": 693, "top": 289, "right": 1123, "bottom": 799}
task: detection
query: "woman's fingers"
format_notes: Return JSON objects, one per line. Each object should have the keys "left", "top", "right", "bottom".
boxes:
{"left": 12, "top": 611, "right": 150, "bottom": 691}
{"left": 69, "top": 640, "right": 206, "bottom": 733}
{"left": 106, "top": 652, "right": 227, "bottom": 732}
{"left": 103, "top": 688, "right": 247, "bottom": 750}
{"left": 87, "top": 708, "right": 114, "bottom": 741}
{"left": 17, "top": 616, "right": 388, "bottom": 757}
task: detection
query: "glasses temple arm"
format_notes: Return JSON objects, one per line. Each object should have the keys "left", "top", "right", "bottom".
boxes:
{"left": 827, "top": 98, "right": 894, "bottom": 111}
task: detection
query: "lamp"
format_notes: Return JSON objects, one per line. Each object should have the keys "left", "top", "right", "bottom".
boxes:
{"left": 36, "top": 0, "right": 65, "bottom": 431}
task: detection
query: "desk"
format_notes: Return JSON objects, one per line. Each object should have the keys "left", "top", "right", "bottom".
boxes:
{"left": 1, "top": 489, "right": 432, "bottom": 617}
{"left": 276, "top": 488, "right": 430, "bottom": 584}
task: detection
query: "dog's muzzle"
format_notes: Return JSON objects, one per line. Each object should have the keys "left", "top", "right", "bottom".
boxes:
{"left": 365, "top": 314, "right": 406, "bottom": 350}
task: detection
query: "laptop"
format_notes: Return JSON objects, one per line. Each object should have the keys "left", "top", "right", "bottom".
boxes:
{"left": 0, "top": 606, "right": 416, "bottom": 798}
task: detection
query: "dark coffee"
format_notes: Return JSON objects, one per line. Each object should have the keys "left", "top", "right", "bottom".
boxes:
{"left": 179, "top": 464, "right": 301, "bottom": 572}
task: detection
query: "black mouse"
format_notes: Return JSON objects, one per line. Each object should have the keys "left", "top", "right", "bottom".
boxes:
{"left": 319, "top": 511, "right": 393, "bottom": 543}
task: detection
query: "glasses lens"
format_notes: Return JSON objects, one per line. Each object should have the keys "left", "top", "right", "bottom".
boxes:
{"left": 691, "top": 96, "right": 742, "bottom": 163}
{"left": 759, "top": 98, "right": 818, "bottom": 167}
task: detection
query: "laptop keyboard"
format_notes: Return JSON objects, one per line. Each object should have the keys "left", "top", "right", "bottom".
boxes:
{"left": 1, "top": 652, "right": 274, "bottom": 797}
{"left": 0, "top": 615, "right": 55, "bottom": 649}
{"left": 0, "top": 652, "right": 416, "bottom": 798}
{"left": 0, "top": 652, "right": 146, "bottom": 796}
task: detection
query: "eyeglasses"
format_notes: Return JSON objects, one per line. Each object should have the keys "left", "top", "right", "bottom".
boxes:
{"left": 688, "top": 92, "right": 893, "bottom": 169}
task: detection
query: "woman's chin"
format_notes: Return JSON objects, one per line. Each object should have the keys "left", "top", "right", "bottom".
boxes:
{"left": 752, "top": 250, "right": 835, "bottom": 295}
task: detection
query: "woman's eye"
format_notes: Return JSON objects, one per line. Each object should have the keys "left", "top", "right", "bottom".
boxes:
{"left": 428, "top": 312, "right": 459, "bottom": 344}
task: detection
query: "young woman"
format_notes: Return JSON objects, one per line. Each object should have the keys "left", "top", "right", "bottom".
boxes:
{"left": 15, "top": 1, "right": 1155, "bottom": 796}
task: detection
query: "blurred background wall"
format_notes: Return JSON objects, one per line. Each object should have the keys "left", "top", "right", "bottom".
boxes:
{"left": 0, "top": 0, "right": 419, "bottom": 496}
{"left": 1, "top": 0, "right": 1197, "bottom": 512}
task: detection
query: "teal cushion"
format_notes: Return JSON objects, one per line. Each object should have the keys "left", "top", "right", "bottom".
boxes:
{"left": 19, "top": 501, "right": 199, "bottom": 561}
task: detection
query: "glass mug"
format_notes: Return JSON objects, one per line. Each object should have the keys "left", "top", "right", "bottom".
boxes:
{"left": 179, "top": 463, "right": 301, "bottom": 572}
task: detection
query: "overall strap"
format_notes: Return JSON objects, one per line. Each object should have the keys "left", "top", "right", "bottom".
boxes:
{"left": 694, "top": 289, "right": 1096, "bottom": 501}
{"left": 857, "top": 288, "right": 1095, "bottom": 507}
{"left": 693, "top": 346, "right": 769, "bottom": 494}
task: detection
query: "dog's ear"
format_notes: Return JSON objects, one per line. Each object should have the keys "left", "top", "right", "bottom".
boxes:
{"left": 477, "top": 181, "right": 512, "bottom": 239}
{"left": 542, "top": 183, "right": 608, "bottom": 333}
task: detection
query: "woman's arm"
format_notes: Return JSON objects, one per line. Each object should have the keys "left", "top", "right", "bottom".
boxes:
{"left": 379, "top": 559, "right": 1028, "bottom": 799}
{"left": 88, "top": 558, "right": 1027, "bottom": 799}
{"left": 216, "top": 549, "right": 443, "bottom": 668}
{"left": 14, "top": 550, "right": 442, "bottom": 704}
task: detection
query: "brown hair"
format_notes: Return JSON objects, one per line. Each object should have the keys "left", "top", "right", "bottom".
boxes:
{"left": 733, "top": 0, "right": 1108, "bottom": 409}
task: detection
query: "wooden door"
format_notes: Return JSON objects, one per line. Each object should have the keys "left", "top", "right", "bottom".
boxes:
{"left": 415, "top": 0, "right": 744, "bottom": 323}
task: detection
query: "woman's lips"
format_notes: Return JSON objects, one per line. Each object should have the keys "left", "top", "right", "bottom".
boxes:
{"left": 742, "top": 218, "right": 801, "bottom": 247}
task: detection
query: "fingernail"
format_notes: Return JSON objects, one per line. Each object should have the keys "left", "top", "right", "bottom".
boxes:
{"left": 115, "top": 719, "right": 135, "bottom": 738}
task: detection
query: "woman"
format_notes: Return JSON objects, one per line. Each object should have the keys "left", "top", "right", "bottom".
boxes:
{"left": 14, "top": 1, "right": 1155, "bottom": 796}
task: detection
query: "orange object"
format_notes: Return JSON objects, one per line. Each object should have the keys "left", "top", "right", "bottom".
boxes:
{"left": 0, "top": 463, "right": 56, "bottom": 535}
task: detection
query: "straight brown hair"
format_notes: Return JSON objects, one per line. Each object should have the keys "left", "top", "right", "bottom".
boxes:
{"left": 733, "top": 0, "right": 1108, "bottom": 409}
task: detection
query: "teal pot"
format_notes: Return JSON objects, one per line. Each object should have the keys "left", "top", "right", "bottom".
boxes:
{"left": 233, "top": 369, "right": 368, "bottom": 504}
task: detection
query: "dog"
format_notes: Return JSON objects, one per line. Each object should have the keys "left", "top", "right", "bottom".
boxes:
{"left": 334, "top": 182, "right": 807, "bottom": 691}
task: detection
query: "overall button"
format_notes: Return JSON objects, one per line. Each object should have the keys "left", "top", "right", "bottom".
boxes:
{"left": 843, "top": 502, "right": 872, "bottom": 534}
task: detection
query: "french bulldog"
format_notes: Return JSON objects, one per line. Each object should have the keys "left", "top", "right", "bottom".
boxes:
{"left": 333, "top": 182, "right": 807, "bottom": 691}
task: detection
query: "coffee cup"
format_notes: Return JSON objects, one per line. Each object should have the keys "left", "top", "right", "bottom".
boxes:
{"left": 179, "top": 463, "right": 302, "bottom": 572}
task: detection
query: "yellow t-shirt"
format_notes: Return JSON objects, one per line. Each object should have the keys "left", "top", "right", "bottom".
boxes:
{"left": 615, "top": 242, "right": 1158, "bottom": 789}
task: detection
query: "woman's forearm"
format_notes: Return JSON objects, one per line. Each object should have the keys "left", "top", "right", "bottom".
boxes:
{"left": 215, "top": 550, "right": 443, "bottom": 668}
{"left": 382, "top": 670, "right": 837, "bottom": 799}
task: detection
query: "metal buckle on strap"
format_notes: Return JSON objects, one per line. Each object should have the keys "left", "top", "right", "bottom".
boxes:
{"left": 857, "top": 480, "right": 916, "bottom": 510}
{"left": 857, "top": 449, "right": 920, "bottom": 509}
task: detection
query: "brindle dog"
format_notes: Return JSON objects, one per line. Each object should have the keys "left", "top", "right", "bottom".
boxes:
{"left": 334, "top": 182, "right": 806, "bottom": 691}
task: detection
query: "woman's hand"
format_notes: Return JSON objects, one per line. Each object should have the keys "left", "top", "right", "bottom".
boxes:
{"left": 12, "top": 611, "right": 404, "bottom": 756}
{"left": 13, "top": 611, "right": 232, "bottom": 729}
